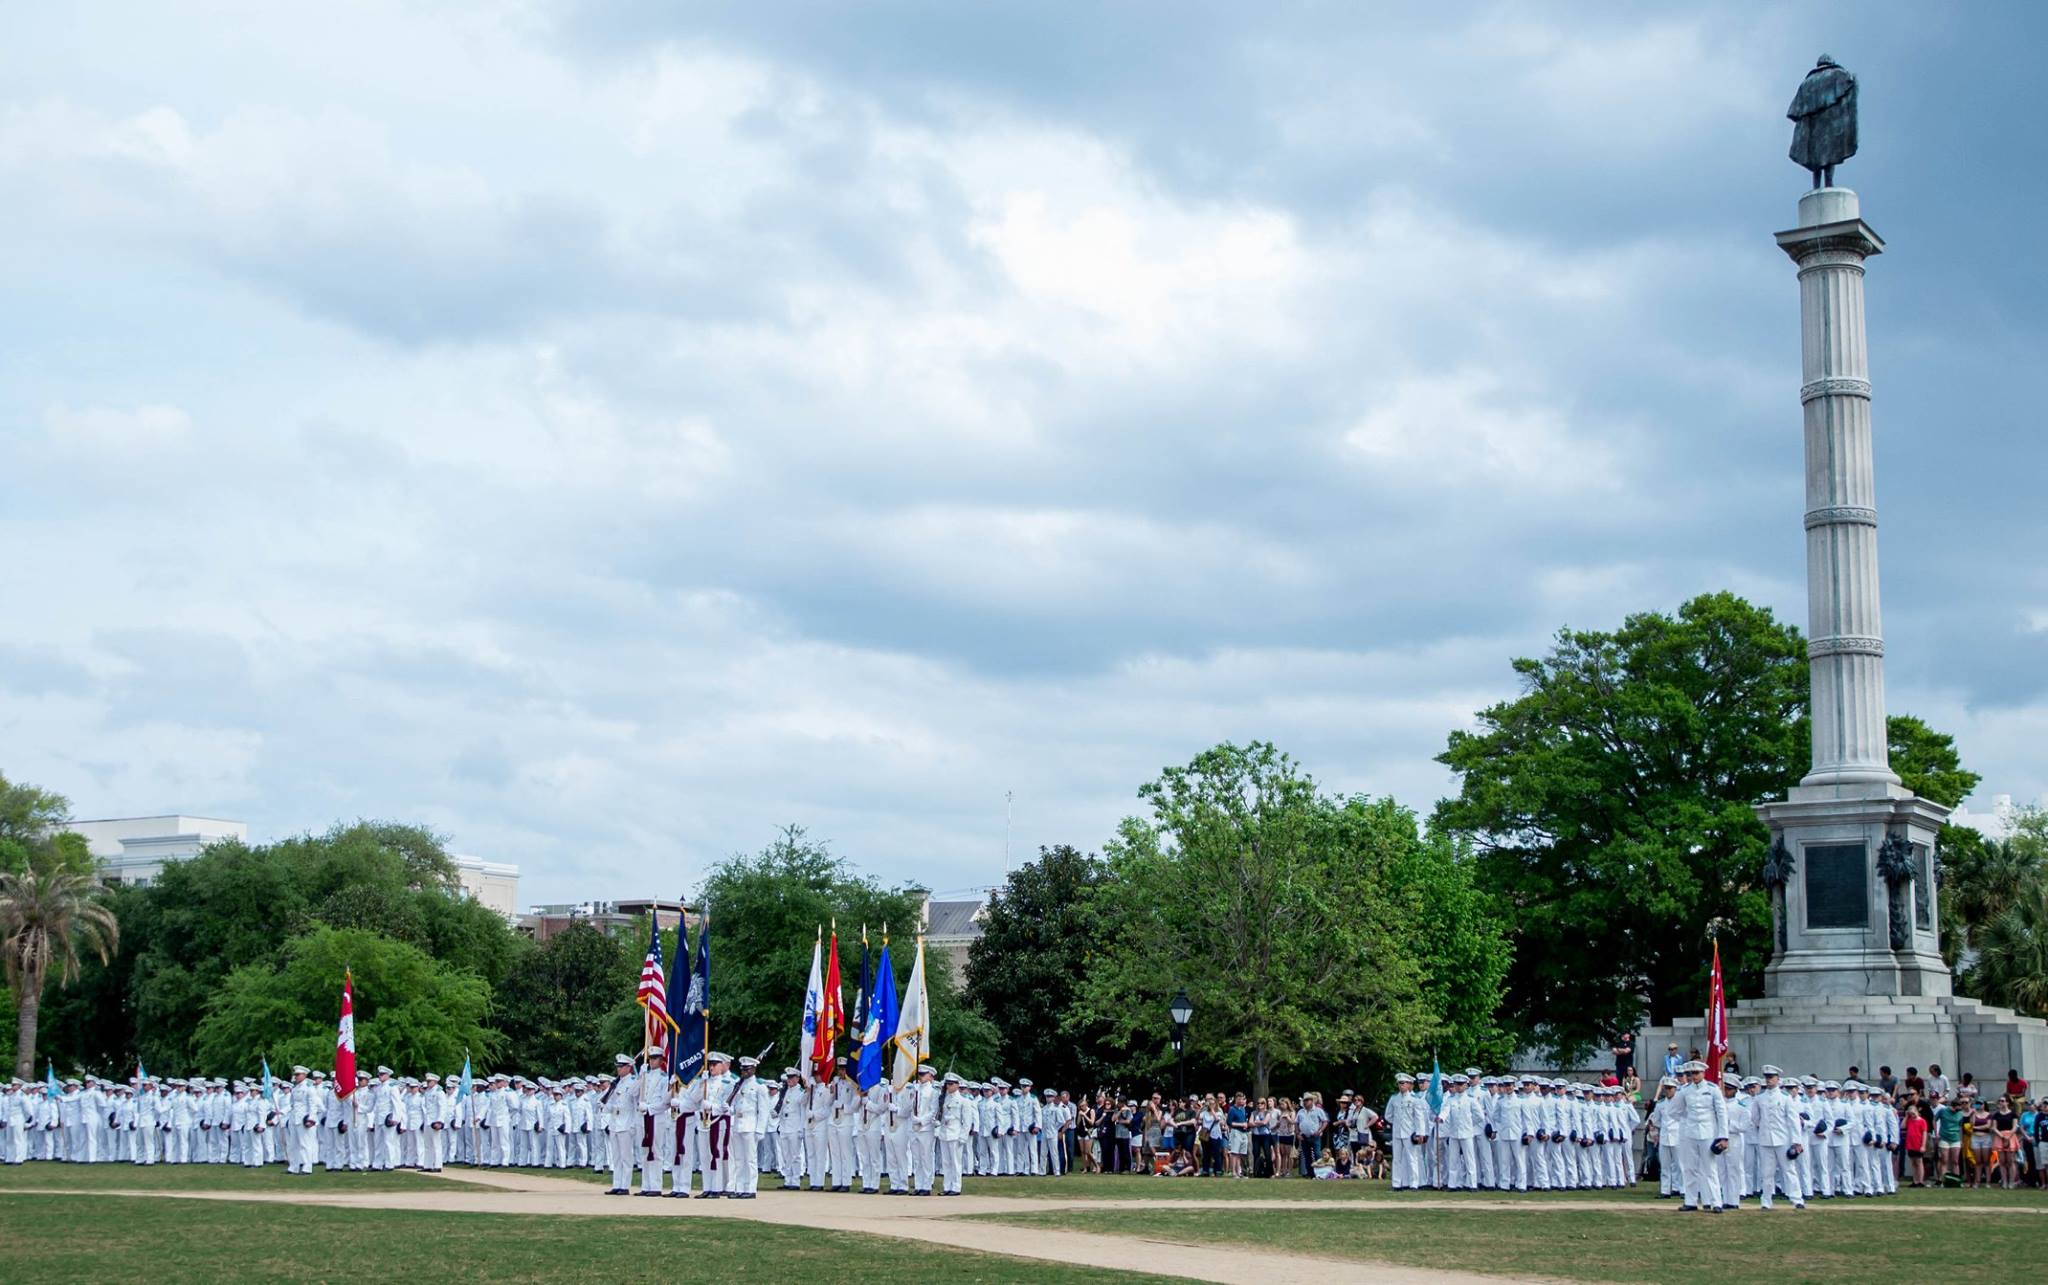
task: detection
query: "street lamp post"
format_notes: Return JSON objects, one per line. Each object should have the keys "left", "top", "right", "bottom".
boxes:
{"left": 1168, "top": 988, "right": 1193, "bottom": 1099}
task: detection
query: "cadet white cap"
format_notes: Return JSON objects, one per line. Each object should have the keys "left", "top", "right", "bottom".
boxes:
{"left": 1395, "top": 1072, "right": 1415, "bottom": 1082}
{"left": 917, "top": 1063, "right": 936, "bottom": 1077}
{"left": 425, "top": 1073, "right": 440, "bottom": 1082}
{"left": 376, "top": 1065, "right": 393, "bottom": 1075}
{"left": 1760, "top": 1065, "right": 1783, "bottom": 1076}
{"left": 1018, "top": 1078, "right": 1032, "bottom": 1087}
{"left": 615, "top": 1053, "right": 633, "bottom": 1065}
{"left": 738, "top": 1056, "right": 759, "bottom": 1069}
{"left": 707, "top": 1051, "right": 731, "bottom": 1065}
{"left": 291, "top": 1065, "right": 310, "bottom": 1075}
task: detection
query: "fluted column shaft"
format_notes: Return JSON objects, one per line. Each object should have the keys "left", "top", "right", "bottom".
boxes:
{"left": 1777, "top": 188, "right": 1899, "bottom": 790}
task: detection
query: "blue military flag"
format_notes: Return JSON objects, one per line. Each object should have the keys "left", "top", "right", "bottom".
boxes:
{"left": 260, "top": 1058, "right": 274, "bottom": 1104}
{"left": 457, "top": 1055, "right": 473, "bottom": 1101}
{"left": 857, "top": 935, "right": 897, "bottom": 1090}
{"left": 669, "top": 906, "right": 710, "bottom": 1084}
{"left": 850, "top": 927, "right": 870, "bottom": 1042}
{"left": 1426, "top": 1057, "right": 1443, "bottom": 1116}
{"left": 45, "top": 1063, "right": 59, "bottom": 1100}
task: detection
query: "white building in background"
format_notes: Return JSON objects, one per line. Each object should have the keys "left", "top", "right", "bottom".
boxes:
{"left": 452, "top": 854, "right": 520, "bottom": 916}
{"left": 65, "top": 815, "right": 519, "bottom": 915}
{"left": 67, "top": 815, "right": 248, "bottom": 886}
{"left": 1950, "top": 793, "right": 2043, "bottom": 842}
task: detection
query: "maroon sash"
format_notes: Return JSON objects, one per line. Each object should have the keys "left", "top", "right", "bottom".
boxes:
{"left": 642, "top": 1114, "right": 655, "bottom": 1161}
{"left": 703, "top": 1115, "right": 730, "bottom": 1171}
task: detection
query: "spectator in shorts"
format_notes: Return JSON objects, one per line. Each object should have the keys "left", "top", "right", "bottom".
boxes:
{"left": 1225, "top": 1093, "right": 1249, "bottom": 1178}
{"left": 1903, "top": 1101, "right": 1929, "bottom": 1186}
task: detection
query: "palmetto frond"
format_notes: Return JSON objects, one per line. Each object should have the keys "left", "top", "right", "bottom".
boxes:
{"left": 0, "top": 867, "right": 121, "bottom": 992}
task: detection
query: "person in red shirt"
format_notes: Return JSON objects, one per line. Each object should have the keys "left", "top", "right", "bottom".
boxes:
{"left": 2007, "top": 1069, "right": 2029, "bottom": 1100}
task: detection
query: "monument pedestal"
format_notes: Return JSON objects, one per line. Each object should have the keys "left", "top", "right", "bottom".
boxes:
{"left": 1756, "top": 786, "right": 1951, "bottom": 999}
{"left": 1673, "top": 994, "right": 2048, "bottom": 1084}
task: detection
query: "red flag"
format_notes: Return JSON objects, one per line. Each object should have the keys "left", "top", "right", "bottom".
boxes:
{"left": 1705, "top": 940, "right": 1728, "bottom": 1083}
{"left": 335, "top": 969, "right": 358, "bottom": 1096}
{"left": 814, "top": 928, "right": 845, "bottom": 1083}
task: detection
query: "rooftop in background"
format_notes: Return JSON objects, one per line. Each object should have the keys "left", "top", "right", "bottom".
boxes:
{"left": 923, "top": 895, "right": 987, "bottom": 978}
{"left": 518, "top": 898, "right": 692, "bottom": 943}
{"left": 67, "top": 815, "right": 249, "bottom": 885}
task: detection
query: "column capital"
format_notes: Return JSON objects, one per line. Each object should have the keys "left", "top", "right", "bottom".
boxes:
{"left": 1777, "top": 187, "right": 1883, "bottom": 263}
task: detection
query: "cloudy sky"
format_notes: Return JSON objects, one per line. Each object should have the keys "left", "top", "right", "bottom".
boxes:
{"left": 3, "top": 2, "right": 2042, "bottom": 906}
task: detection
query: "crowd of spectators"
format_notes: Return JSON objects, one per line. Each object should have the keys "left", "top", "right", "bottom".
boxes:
{"left": 1061, "top": 1090, "right": 1384, "bottom": 1180}
{"left": 1040, "top": 1056, "right": 2048, "bottom": 1191}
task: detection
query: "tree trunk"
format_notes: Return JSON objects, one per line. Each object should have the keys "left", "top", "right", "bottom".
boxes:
{"left": 12, "top": 969, "right": 41, "bottom": 1082}
{"left": 1253, "top": 1042, "right": 1269, "bottom": 1100}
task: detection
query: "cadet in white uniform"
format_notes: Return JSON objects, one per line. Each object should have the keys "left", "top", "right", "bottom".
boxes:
{"left": 599, "top": 1055, "right": 637, "bottom": 1193}
{"left": 858, "top": 1074, "right": 892, "bottom": 1193}
{"left": 907, "top": 1063, "right": 940, "bottom": 1195}
{"left": 1674, "top": 1061, "right": 1729, "bottom": 1212}
{"left": 772, "top": 1068, "right": 807, "bottom": 1188}
{"left": 727, "top": 1056, "right": 771, "bottom": 1199}
{"left": 681, "top": 1051, "right": 736, "bottom": 1197}
{"left": 634, "top": 1047, "right": 673, "bottom": 1195}
{"left": 937, "top": 1072, "right": 970, "bottom": 1194}
{"left": 1751, "top": 1066, "right": 1807, "bottom": 1210}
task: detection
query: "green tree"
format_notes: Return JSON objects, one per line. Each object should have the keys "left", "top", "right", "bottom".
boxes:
{"left": 2, "top": 865, "right": 120, "bottom": 1079}
{"left": 195, "top": 926, "right": 498, "bottom": 1074}
{"left": 695, "top": 827, "right": 996, "bottom": 1078}
{"left": 964, "top": 845, "right": 1123, "bottom": 1086}
{"left": 1433, "top": 592, "right": 1807, "bottom": 1061}
{"left": 1075, "top": 743, "right": 1448, "bottom": 1098}
{"left": 121, "top": 821, "right": 521, "bottom": 1073}
{"left": 0, "top": 772, "right": 93, "bottom": 878}
{"left": 495, "top": 923, "right": 630, "bottom": 1077}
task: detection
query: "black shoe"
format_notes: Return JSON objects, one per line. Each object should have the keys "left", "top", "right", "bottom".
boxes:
{"left": 693, "top": 1191, "right": 718, "bottom": 1199}
{"left": 635, "top": 1190, "right": 659, "bottom": 1197}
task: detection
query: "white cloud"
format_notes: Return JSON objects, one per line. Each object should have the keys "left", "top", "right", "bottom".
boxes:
{"left": 45, "top": 403, "right": 192, "bottom": 450}
{"left": 0, "top": 1, "right": 2039, "bottom": 908}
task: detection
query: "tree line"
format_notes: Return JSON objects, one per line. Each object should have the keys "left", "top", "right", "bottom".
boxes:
{"left": 6, "top": 592, "right": 2045, "bottom": 1088}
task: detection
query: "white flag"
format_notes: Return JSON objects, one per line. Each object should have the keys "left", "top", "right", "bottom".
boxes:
{"left": 799, "top": 933, "right": 824, "bottom": 1086}
{"left": 890, "top": 936, "right": 931, "bottom": 1090}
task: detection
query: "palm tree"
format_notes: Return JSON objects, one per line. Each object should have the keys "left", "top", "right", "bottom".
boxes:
{"left": 1970, "top": 875, "right": 2048, "bottom": 1020}
{"left": 1, "top": 867, "right": 119, "bottom": 1080}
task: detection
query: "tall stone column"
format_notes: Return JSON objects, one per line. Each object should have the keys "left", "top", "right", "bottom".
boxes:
{"left": 1781, "top": 187, "right": 1899, "bottom": 792}
{"left": 1756, "top": 187, "right": 1952, "bottom": 999}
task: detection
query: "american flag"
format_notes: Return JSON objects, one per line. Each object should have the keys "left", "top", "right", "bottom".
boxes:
{"left": 638, "top": 916, "right": 676, "bottom": 1047}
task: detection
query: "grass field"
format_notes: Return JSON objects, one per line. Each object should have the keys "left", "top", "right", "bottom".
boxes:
{"left": 0, "top": 1163, "right": 479, "bottom": 1192}
{"left": 0, "top": 1193, "right": 1169, "bottom": 1284}
{"left": 974, "top": 1203, "right": 2042, "bottom": 1284}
